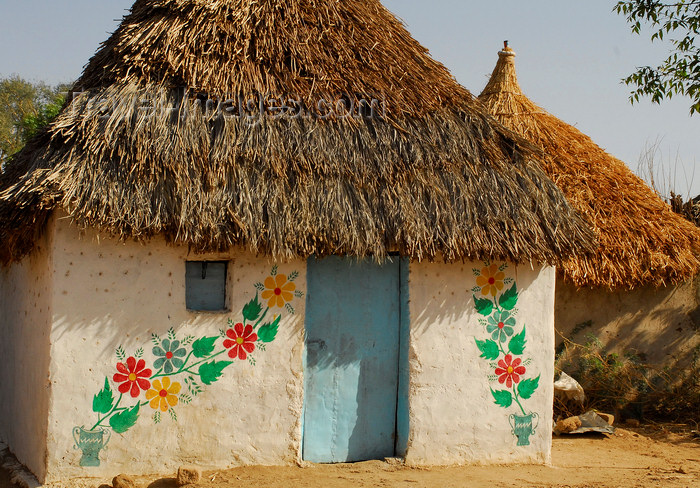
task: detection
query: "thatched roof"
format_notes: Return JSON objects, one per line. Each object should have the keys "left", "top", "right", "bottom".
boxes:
{"left": 0, "top": 1, "right": 595, "bottom": 265}
{"left": 479, "top": 45, "right": 700, "bottom": 288}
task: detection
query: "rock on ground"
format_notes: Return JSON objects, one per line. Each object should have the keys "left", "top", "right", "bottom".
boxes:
{"left": 113, "top": 473, "right": 137, "bottom": 488}
{"left": 177, "top": 466, "right": 202, "bottom": 486}
{"left": 555, "top": 416, "right": 582, "bottom": 434}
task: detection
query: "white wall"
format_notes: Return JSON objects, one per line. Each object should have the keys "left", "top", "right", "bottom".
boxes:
{"left": 37, "top": 216, "right": 557, "bottom": 482}
{"left": 0, "top": 220, "right": 54, "bottom": 481}
{"left": 405, "top": 261, "right": 555, "bottom": 465}
{"left": 45, "top": 216, "right": 307, "bottom": 482}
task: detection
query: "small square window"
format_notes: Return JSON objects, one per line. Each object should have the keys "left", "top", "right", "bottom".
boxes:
{"left": 186, "top": 261, "right": 227, "bottom": 311}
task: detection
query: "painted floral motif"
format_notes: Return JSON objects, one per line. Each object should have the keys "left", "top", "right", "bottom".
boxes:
{"left": 113, "top": 357, "right": 152, "bottom": 398}
{"left": 146, "top": 378, "right": 181, "bottom": 412}
{"left": 476, "top": 263, "right": 505, "bottom": 297}
{"left": 487, "top": 310, "right": 516, "bottom": 342}
{"left": 471, "top": 262, "right": 540, "bottom": 447}
{"left": 223, "top": 323, "right": 258, "bottom": 360}
{"left": 152, "top": 339, "right": 187, "bottom": 374}
{"left": 76, "top": 266, "right": 303, "bottom": 467}
{"left": 495, "top": 354, "right": 526, "bottom": 388}
{"left": 261, "top": 273, "right": 296, "bottom": 308}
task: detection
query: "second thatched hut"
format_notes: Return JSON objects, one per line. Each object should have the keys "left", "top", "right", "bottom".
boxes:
{"left": 479, "top": 44, "right": 700, "bottom": 386}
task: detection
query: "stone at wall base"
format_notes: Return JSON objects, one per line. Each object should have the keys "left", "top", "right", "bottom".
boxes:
{"left": 112, "top": 474, "right": 137, "bottom": 488}
{"left": 177, "top": 466, "right": 202, "bottom": 486}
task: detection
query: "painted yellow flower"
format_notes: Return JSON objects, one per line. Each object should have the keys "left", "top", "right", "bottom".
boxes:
{"left": 145, "top": 377, "right": 181, "bottom": 412}
{"left": 476, "top": 264, "right": 505, "bottom": 297}
{"left": 261, "top": 274, "right": 296, "bottom": 308}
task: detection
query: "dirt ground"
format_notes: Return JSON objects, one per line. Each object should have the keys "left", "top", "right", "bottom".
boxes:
{"left": 2, "top": 425, "right": 698, "bottom": 488}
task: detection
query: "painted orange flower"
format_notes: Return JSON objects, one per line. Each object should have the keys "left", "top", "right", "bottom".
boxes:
{"left": 145, "top": 377, "right": 181, "bottom": 412}
{"left": 261, "top": 274, "right": 296, "bottom": 308}
{"left": 476, "top": 264, "right": 505, "bottom": 297}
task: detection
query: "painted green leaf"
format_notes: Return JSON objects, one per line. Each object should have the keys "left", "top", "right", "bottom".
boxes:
{"left": 499, "top": 284, "right": 518, "bottom": 310}
{"left": 491, "top": 388, "right": 513, "bottom": 408}
{"left": 475, "top": 338, "right": 500, "bottom": 361}
{"left": 473, "top": 295, "right": 494, "bottom": 316}
{"left": 92, "top": 377, "right": 114, "bottom": 414}
{"left": 192, "top": 336, "right": 218, "bottom": 358}
{"left": 258, "top": 315, "right": 281, "bottom": 343}
{"left": 509, "top": 326, "right": 527, "bottom": 355}
{"left": 109, "top": 404, "right": 139, "bottom": 434}
{"left": 199, "top": 360, "right": 232, "bottom": 385}
{"left": 242, "top": 294, "right": 263, "bottom": 322}
{"left": 518, "top": 375, "right": 540, "bottom": 400}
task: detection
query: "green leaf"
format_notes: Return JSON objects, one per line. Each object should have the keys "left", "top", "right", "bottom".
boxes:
{"left": 491, "top": 388, "right": 513, "bottom": 408}
{"left": 509, "top": 326, "right": 527, "bottom": 355}
{"left": 192, "top": 336, "right": 218, "bottom": 358}
{"left": 518, "top": 375, "right": 540, "bottom": 400}
{"left": 109, "top": 404, "right": 139, "bottom": 434}
{"left": 242, "top": 294, "right": 263, "bottom": 322}
{"left": 258, "top": 315, "right": 281, "bottom": 343}
{"left": 92, "top": 377, "right": 114, "bottom": 414}
{"left": 199, "top": 360, "right": 232, "bottom": 385}
{"left": 499, "top": 284, "right": 518, "bottom": 310}
{"left": 473, "top": 295, "right": 494, "bottom": 316}
{"left": 475, "top": 338, "right": 500, "bottom": 361}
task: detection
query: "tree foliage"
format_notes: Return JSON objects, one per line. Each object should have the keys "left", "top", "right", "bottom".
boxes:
{"left": 0, "top": 76, "right": 66, "bottom": 166}
{"left": 615, "top": 1, "right": 700, "bottom": 114}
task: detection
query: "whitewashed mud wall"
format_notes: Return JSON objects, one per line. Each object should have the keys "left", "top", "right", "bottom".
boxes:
{"left": 12, "top": 215, "right": 558, "bottom": 483}
{"left": 0, "top": 222, "right": 54, "bottom": 481}
{"left": 405, "top": 261, "right": 555, "bottom": 465}
{"left": 45, "top": 216, "right": 307, "bottom": 483}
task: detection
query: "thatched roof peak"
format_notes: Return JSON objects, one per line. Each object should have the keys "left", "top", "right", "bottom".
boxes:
{"left": 0, "top": 4, "right": 596, "bottom": 265}
{"left": 74, "top": 0, "right": 474, "bottom": 117}
{"left": 479, "top": 45, "right": 700, "bottom": 289}
{"left": 480, "top": 44, "right": 522, "bottom": 99}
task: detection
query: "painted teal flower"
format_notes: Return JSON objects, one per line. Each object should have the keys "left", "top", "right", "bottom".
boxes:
{"left": 152, "top": 339, "right": 187, "bottom": 374}
{"left": 487, "top": 311, "right": 515, "bottom": 343}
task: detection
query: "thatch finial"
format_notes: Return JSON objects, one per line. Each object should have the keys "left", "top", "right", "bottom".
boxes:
{"left": 481, "top": 42, "right": 521, "bottom": 98}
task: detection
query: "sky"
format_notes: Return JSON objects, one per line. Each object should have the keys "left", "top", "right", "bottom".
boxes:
{"left": 0, "top": 0, "right": 698, "bottom": 198}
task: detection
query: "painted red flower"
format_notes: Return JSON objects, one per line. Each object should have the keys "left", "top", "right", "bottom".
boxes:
{"left": 113, "top": 357, "right": 152, "bottom": 398}
{"left": 495, "top": 354, "right": 526, "bottom": 388}
{"left": 223, "top": 323, "right": 258, "bottom": 360}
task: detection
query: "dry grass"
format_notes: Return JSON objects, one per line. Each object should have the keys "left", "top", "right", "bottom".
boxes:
{"left": 479, "top": 46, "right": 700, "bottom": 289}
{"left": 0, "top": 1, "right": 596, "bottom": 265}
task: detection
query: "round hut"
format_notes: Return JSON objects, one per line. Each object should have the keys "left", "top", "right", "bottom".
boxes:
{"left": 0, "top": 3, "right": 594, "bottom": 483}
{"left": 479, "top": 45, "right": 700, "bottom": 384}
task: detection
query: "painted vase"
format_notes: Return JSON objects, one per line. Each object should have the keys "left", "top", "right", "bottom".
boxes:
{"left": 509, "top": 412, "right": 538, "bottom": 446}
{"left": 73, "top": 426, "right": 110, "bottom": 467}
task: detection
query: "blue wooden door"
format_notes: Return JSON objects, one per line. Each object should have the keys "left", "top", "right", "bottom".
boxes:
{"left": 303, "top": 256, "right": 403, "bottom": 463}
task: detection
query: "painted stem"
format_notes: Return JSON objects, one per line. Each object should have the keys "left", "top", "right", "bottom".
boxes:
{"left": 512, "top": 387, "right": 527, "bottom": 416}
{"left": 91, "top": 393, "right": 124, "bottom": 430}
{"left": 152, "top": 349, "right": 229, "bottom": 379}
{"left": 253, "top": 307, "right": 270, "bottom": 330}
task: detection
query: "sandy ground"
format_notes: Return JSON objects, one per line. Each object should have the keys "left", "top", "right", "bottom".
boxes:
{"left": 2, "top": 425, "right": 698, "bottom": 488}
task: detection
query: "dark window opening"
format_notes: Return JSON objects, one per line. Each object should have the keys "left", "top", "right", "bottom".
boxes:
{"left": 186, "top": 261, "right": 227, "bottom": 311}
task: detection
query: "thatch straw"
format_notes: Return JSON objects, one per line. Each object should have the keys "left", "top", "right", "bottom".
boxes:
{"left": 479, "top": 46, "right": 700, "bottom": 289}
{"left": 0, "top": 1, "right": 596, "bottom": 265}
